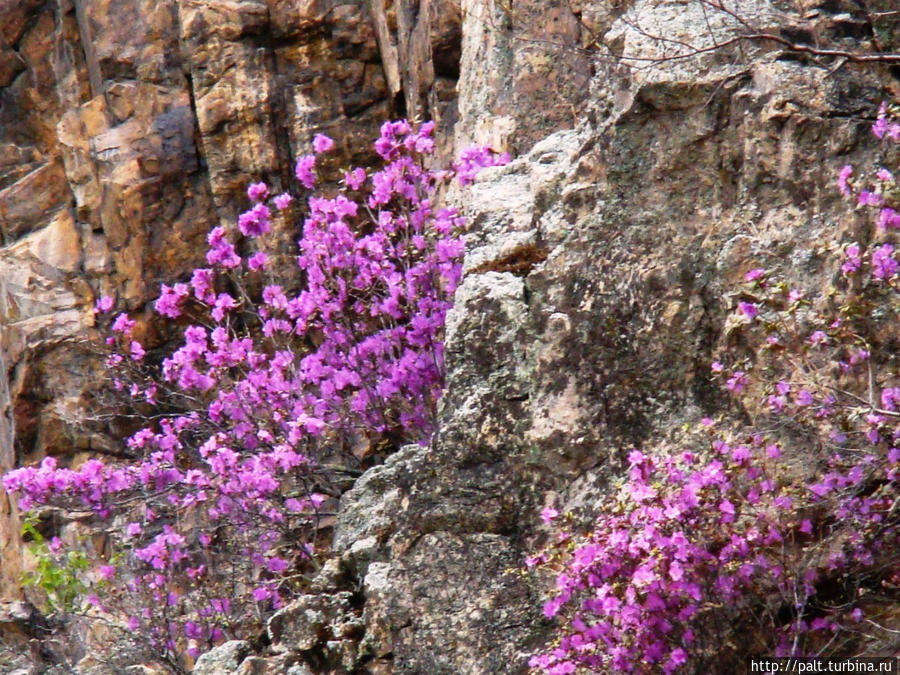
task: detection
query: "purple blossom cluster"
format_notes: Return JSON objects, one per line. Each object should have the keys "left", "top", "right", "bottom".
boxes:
{"left": 453, "top": 145, "right": 511, "bottom": 185}
{"left": 532, "top": 348, "right": 900, "bottom": 673}
{"left": 529, "top": 420, "right": 900, "bottom": 674}
{"left": 2, "top": 121, "right": 507, "bottom": 666}
{"left": 838, "top": 102, "right": 900, "bottom": 231}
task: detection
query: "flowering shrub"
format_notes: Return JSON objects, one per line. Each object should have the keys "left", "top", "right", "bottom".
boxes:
{"left": 529, "top": 101, "right": 900, "bottom": 674}
{"left": 2, "top": 121, "right": 507, "bottom": 669}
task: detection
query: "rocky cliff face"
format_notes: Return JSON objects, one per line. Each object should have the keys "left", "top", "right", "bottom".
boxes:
{"left": 1, "top": 0, "right": 898, "bottom": 672}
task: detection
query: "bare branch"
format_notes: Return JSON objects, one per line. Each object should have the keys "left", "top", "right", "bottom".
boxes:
{"left": 739, "top": 32, "right": 900, "bottom": 63}
{"left": 471, "top": 0, "right": 900, "bottom": 71}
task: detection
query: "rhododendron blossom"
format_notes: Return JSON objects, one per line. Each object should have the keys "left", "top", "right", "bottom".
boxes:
{"left": 3, "top": 121, "right": 507, "bottom": 667}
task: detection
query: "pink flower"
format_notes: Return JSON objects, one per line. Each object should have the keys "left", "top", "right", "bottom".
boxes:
{"left": 878, "top": 207, "right": 900, "bottom": 230}
{"left": 744, "top": 268, "right": 765, "bottom": 282}
{"left": 873, "top": 104, "right": 889, "bottom": 139}
{"left": 262, "top": 284, "right": 288, "bottom": 309}
{"left": 266, "top": 557, "right": 289, "bottom": 573}
{"left": 837, "top": 164, "right": 853, "bottom": 195}
{"left": 543, "top": 596, "right": 564, "bottom": 618}
{"left": 726, "top": 371, "right": 747, "bottom": 393}
{"left": 719, "top": 499, "right": 735, "bottom": 522}
{"left": 345, "top": 167, "right": 366, "bottom": 190}
{"left": 808, "top": 330, "right": 828, "bottom": 346}
{"left": 808, "top": 482, "right": 831, "bottom": 498}
{"left": 312, "top": 133, "right": 335, "bottom": 153}
{"left": 669, "top": 649, "right": 687, "bottom": 668}
{"left": 155, "top": 283, "right": 189, "bottom": 318}
{"left": 130, "top": 341, "right": 146, "bottom": 362}
{"left": 246, "top": 181, "right": 268, "bottom": 202}
{"left": 731, "top": 445, "right": 751, "bottom": 463}
{"left": 453, "top": 145, "right": 511, "bottom": 185}
{"left": 858, "top": 190, "right": 884, "bottom": 207}
{"left": 541, "top": 507, "right": 559, "bottom": 524}
{"left": 94, "top": 295, "right": 114, "bottom": 314}
{"left": 237, "top": 203, "right": 271, "bottom": 237}
{"left": 872, "top": 243, "right": 898, "bottom": 280}
{"left": 273, "top": 192, "right": 292, "bottom": 210}
{"left": 842, "top": 243, "right": 861, "bottom": 276}
{"left": 0, "top": 122, "right": 520, "bottom": 664}
{"left": 211, "top": 293, "right": 237, "bottom": 322}
{"left": 252, "top": 586, "right": 272, "bottom": 602}
{"left": 112, "top": 313, "right": 136, "bottom": 335}
{"left": 191, "top": 268, "right": 215, "bottom": 303}
{"left": 295, "top": 154, "right": 316, "bottom": 189}
{"left": 738, "top": 301, "right": 758, "bottom": 319}
{"left": 773, "top": 495, "right": 792, "bottom": 510}
{"left": 206, "top": 226, "right": 241, "bottom": 268}
{"left": 248, "top": 251, "right": 268, "bottom": 271}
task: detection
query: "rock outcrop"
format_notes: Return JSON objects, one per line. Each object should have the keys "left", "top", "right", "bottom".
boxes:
{"left": 2, "top": 0, "right": 898, "bottom": 672}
